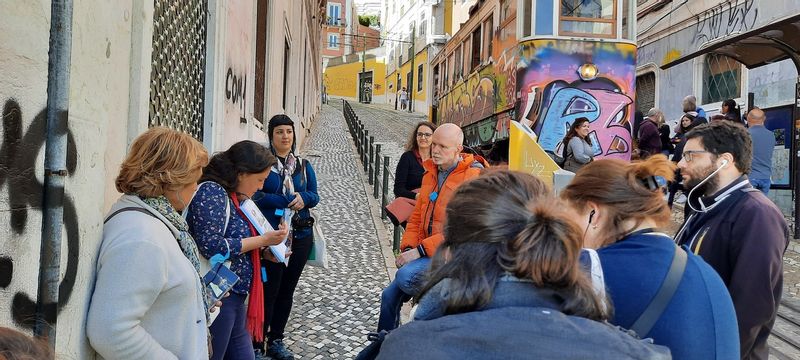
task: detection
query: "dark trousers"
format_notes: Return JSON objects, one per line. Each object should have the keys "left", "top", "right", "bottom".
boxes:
{"left": 256, "top": 235, "right": 313, "bottom": 347}
{"left": 210, "top": 292, "right": 255, "bottom": 360}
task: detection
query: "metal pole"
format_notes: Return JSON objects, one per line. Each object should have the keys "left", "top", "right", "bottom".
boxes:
{"left": 393, "top": 226, "right": 402, "bottom": 251}
{"left": 408, "top": 26, "right": 415, "bottom": 113}
{"left": 363, "top": 130, "right": 369, "bottom": 170}
{"left": 368, "top": 136, "right": 375, "bottom": 179}
{"left": 36, "top": 0, "right": 74, "bottom": 348}
{"left": 373, "top": 144, "right": 381, "bottom": 198}
{"left": 382, "top": 156, "right": 390, "bottom": 219}
{"left": 794, "top": 79, "right": 800, "bottom": 239}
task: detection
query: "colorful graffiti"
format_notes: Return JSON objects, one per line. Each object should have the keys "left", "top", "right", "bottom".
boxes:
{"left": 517, "top": 39, "right": 637, "bottom": 161}
{"left": 437, "top": 24, "right": 518, "bottom": 139}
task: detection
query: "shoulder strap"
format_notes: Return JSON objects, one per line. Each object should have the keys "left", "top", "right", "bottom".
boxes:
{"left": 104, "top": 207, "right": 155, "bottom": 224}
{"left": 630, "top": 244, "right": 688, "bottom": 336}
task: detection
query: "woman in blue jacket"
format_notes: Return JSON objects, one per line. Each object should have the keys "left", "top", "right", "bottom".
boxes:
{"left": 561, "top": 155, "right": 739, "bottom": 360}
{"left": 253, "top": 114, "right": 320, "bottom": 360}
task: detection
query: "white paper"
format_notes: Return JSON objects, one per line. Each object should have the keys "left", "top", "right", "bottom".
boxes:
{"left": 240, "top": 199, "right": 290, "bottom": 266}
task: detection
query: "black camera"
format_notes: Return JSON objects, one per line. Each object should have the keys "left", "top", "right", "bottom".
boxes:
{"left": 291, "top": 214, "right": 315, "bottom": 229}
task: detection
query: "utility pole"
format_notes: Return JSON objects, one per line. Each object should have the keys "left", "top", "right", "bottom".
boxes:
{"left": 408, "top": 26, "right": 415, "bottom": 113}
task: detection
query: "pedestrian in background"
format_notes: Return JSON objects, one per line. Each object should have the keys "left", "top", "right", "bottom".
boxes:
{"left": 562, "top": 117, "right": 594, "bottom": 172}
{"left": 646, "top": 108, "right": 673, "bottom": 156}
{"left": 675, "top": 121, "right": 788, "bottom": 359}
{"left": 636, "top": 111, "right": 662, "bottom": 159}
{"left": 377, "top": 171, "right": 671, "bottom": 359}
{"left": 187, "top": 140, "right": 288, "bottom": 360}
{"left": 88, "top": 127, "right": 211, "bottom": 359}
{"left": 394, "top": 122, "right": 437, "bottom": 200}
{"left": 721, "top": 99, "right": 743, "bottom": 124}
{"left": 682, "top": 95, "right": 707, "bottom": 120}
{"left": 746, "top": 108, "right": 774, "bottom": 195}
{"left": 253, "top": 115, "right": 320, "bottom": 360}
{"left": 399, "top": 87, "right": 408, "bottom": 110}
{"left": 667, "top": 113, "right": 704, "bottom": 207}
{"left": 562, "top": 155, "right": 739, "bottom": 360}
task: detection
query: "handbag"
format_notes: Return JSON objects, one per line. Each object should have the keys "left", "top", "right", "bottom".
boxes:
{"left": 385, "top": 197, "right": 417, "bottom": 227}
{"left": 306, "top": 209, "right": 328, "bottom": 268}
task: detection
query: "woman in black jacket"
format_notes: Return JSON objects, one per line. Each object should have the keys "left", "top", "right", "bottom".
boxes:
{"left": 393, "top": 122, "right": 437, "bottom": 200}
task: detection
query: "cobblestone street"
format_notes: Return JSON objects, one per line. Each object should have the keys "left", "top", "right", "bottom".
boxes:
{"left": 281, "top": 103, "right": 390, "bottom": 358}
{"left": 287, "top": 100, "right": 800, "bottom": 358}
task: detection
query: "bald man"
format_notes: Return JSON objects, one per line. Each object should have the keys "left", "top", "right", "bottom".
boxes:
{"left": 376, "top": 123, "right": 487, "bottom": 332}
{"left": 747, "top": 108, "right": 774, "bottom": 195}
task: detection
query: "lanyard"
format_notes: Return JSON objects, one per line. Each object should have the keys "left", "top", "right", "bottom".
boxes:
{"left": 426, "top": 169, "right": 453, "bottom": 236}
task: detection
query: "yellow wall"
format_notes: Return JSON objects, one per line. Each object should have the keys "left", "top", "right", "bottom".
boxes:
{"left": 445, "top": 0, "right": 453, "bottom": 35}
{"left": 324, "top": 58, "right": 387, "bottom": 99}
{"left": 385, "top": 50, "right": 428, "bottom": 102}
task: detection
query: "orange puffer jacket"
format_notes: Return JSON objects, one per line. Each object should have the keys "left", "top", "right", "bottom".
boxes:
{"left": 399, "top": 154, "right": 487, "bottom": 257}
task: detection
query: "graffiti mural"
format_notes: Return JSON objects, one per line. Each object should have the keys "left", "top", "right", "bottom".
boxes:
{"left": 517, "top": 39, "right": 637, "bottom": 161}
{"left": 693, "top": 0, "right": 758, "bottom": 45}
{"left": 1, "top": 99, "right": 81, "bottom": 329}
{"left": 437, "top": 24, "right": 518, "bottom": 136}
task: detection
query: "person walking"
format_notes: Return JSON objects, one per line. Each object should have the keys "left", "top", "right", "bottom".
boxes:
{"left": 399, "top": 87, "right": 408, "bottom": 110}
{"left": 562, "top": 117, "right": 594, "bottom": 172}
{"left": 376, "top": 171, "right": 671, "bottom": 359}
{"left": 562, "top": 155, "right": 739, "bottom": 360}
{"left": 674, "top": 121, "right": 789, "bottom": 359}
{"left": 376, "top": 123, "right": 486, "bottom": 332}
{"left": 88, "top": 127, "right": 212, "bottom": 359}
{"left": 252, "top": 115, "right": 321, "bottom": 360}
{"left": 187, "top": 140, "right": 289, "bottom": 360}
{"left": 746, "top": 108, "right": 774, "bottom": 195}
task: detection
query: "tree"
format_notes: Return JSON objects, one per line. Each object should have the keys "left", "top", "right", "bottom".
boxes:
{"left": 358, "top": 14, "right": 380, "bottom": 27}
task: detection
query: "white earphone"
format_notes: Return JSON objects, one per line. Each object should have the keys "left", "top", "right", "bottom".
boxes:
{"left": 687, "top": 158, "right": 729, "bottom": 213}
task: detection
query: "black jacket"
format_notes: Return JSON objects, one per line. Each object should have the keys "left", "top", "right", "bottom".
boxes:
{"left": 675, "top": 177, "right": 789, "bottom": 359}
{"left": 393, "top": 151, "right": 424, "bottom": 199}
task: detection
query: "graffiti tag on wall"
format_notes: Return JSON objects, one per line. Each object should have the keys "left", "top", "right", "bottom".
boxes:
{"left": 693, "top": 0, "right": 759, "bottom": 45}
{"left": 1, "top": 99, "right": 80, "bottom": 329}
{"left": 225, "top": 67, "right": 247, "bottom": 122}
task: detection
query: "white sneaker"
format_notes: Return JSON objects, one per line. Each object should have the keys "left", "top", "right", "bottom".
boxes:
{"left": 675, "top": 194, "right": 687, "bottom": 204}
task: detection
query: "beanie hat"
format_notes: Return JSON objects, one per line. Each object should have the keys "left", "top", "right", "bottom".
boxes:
{"left": 267, "top": 114, "right": 297, "bottom": 154}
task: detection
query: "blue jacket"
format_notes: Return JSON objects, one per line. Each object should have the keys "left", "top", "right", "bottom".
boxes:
{"left": 255, "top": 158, "right": 320, "bottom": 239}
{"left": 601, "top": 231, "right": 739, "bottom": 360}
{"left": 382, "top": 277, "right": 671, "bottom": 359}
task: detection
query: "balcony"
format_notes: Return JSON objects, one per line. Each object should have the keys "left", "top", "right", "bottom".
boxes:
{"left": 326, "top": 17, "right": 346, "bottom": 27}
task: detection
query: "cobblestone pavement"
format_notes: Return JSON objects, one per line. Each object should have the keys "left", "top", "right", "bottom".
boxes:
{"left": 280, "top": 103, "right": 389, "bottom": 359}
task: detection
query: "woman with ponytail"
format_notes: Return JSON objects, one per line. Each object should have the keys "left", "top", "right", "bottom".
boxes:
{"left": 561, "top": 155, "right": 739, "bottom": 360}
{"left": 186, "top": 140, "right": 289, "bottom": 360}
{"left": 375, "top": 170, "right": 670, "bottom": 359}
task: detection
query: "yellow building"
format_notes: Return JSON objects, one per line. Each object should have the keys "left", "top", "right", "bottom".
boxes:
{"left": 385, "top": 48, "right": 429, "bottom": 113}
{"left": 324, "top": 49, "right": 387, "bottom": 104}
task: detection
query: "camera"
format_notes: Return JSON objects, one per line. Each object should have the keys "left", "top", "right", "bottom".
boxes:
{"left": 291, "top": 214, "right": 315, "bottom": 229}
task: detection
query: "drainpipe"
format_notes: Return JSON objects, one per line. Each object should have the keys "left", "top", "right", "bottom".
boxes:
{"left": 35, "top": 0, "right": 73, "bottom": 350}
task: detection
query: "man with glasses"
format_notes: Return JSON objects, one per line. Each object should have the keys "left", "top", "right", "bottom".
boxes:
{"left": 376, "top": 123, "right": 486, "bottom": 332}
{"left": 674, "top": 121, "right": 788, "bottom": 360}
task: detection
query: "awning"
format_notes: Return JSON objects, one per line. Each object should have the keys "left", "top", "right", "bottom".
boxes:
{"left": 661, "top": 14, "right": 800, "bottom": 70}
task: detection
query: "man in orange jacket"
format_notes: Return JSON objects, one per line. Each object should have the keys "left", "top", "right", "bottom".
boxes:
{"left": 377, "top": 123, "right": 486, "bottom": 331}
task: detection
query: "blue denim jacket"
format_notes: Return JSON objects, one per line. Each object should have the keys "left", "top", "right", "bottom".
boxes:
{"left": 255, "top": 159, "right": 320, "bottom": 239}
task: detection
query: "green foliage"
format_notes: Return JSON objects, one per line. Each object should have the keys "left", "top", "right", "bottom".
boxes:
{"left": 358, "top": 14, "right": 380, "bottom": 27}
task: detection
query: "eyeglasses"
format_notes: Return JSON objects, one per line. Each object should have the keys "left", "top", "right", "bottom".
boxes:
{"left": 417, "top": 132, "right": 433, "bottom": 138}
{"left": 682, "top": 150, "right": 710, "bottom": 162}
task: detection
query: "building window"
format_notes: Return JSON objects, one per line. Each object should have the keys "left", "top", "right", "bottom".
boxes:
{"left": 254, "top": 0, "right": 268, "bottom": 124}
{"left": 283, "top": 39, "right": 290, "bottom": 110}
{"left": 483, "top": 16, "right": 493, "bottom": 61}
{"left": 417, "top": 64, "right": 424, "bottom": 92}
{"left": 327, "top": 3, "right": 341, "bottom": 25}
{"left": 702, "top": 53, "right": 742, "bottom": 104}
{"left": 328, "top": 33, "right": 339, "bottom": 49}
{"left": 433, "top": 64, "right": 440, "bottom": 95}
{"left": 470, "top": 27, "right": 482, "bottom": 72}
{"left": 559, "top": 0, "right": 616, "bottom": 38}
{"left": 454, "top": 44, "right": 463, "bottom": 80}
{"left": 420, "top": 15, "right": 427, "bottom": 37}
{"left": 635, "top": 72, "right": 656, "bottom": 113}
{"left": 500, "top": 0, "right": 516, "bottom": 43}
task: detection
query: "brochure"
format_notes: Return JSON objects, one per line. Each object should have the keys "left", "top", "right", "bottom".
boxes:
{"left": 240, "top": 199, "right": 290, "bottom": 266}
{"left": 202, "top": 262, "right": 238, "bottom": 324}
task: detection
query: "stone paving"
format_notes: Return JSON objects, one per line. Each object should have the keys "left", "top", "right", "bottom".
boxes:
{"left": 280, "top": 103, "right": 389, "bottom": 359}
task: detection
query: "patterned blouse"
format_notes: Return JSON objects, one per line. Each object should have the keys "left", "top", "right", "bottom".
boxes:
{"left": 186, "top": 182, "right": 253, "bottom": 295}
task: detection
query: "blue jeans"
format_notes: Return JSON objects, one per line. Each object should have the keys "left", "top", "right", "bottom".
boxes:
{"left": 377, "top": 257, "right": 431, "bottom": 331}
{"left": 210, "top": 292, "right": 255, "bottom": 360}
{"left": 750, "top": 178, "right": 771, "bottom": 195}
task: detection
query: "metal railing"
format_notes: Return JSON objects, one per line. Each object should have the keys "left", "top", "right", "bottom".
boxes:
{"left": 342, "top": 99, "right": 404, "bottom": 251}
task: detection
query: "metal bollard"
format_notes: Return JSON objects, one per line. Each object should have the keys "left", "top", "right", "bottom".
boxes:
{"left": 363, "top": 131, "right": 370, "bottom": 171}
{"left": 381, "top": 156, "right": 389, "bottom": 219}
{"left": 368, "top": 136, "right": 375, "bottom": 177}
{"left": 373, "top": 144, "right": 381, "bottom": 198}
{"left": 393, "top": 226, "right": 402, "bottom": 252}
